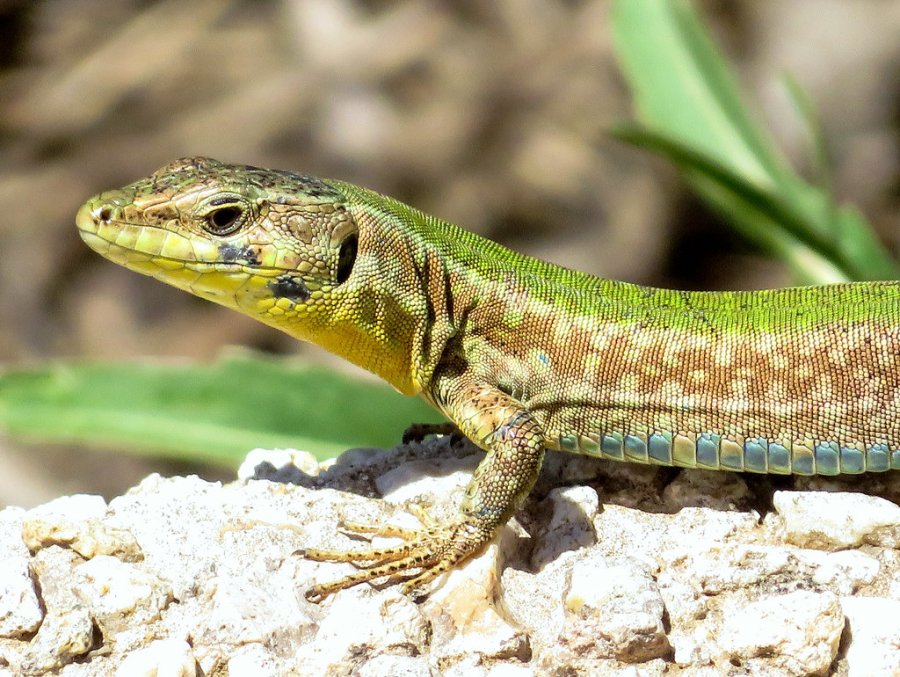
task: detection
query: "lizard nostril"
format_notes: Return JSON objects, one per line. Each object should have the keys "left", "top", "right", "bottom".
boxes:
{"left": 97, "top": 205, "right": 113, "bottom": 223}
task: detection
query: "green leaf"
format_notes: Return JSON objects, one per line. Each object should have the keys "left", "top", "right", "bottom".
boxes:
{"left": 0, "top": 350, "right": 441, "bottom": 466}
{"left": 781, "top": 73, "right": 833, "bottom": 203}
{"left": 612, "top": 125, "right": 850, "bottom": 283}
{"left": 612, "top": 0, "right": 790, "bottom": 189}
{"left": 611, "top": 0, "right": 898, "bottom": 283}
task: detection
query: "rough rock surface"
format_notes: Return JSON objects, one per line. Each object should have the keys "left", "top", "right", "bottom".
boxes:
{"left": 1, "top": 438, "right": 899, "bottom": 676}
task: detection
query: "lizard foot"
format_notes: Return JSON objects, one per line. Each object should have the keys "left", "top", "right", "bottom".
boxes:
{"left": 298, "top": 507, "right": 492, "bottom": 603}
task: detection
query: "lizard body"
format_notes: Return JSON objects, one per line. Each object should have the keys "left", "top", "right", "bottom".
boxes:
{"left": 76, "top": 157, "right": 900, "bottom": 600}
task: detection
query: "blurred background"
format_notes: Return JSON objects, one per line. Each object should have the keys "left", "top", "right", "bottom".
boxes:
{"left": 0, "top": 0, "right": 898, "bottom": 507}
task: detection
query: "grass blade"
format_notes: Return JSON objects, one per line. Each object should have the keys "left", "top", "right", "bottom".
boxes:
{"left": 611, "top": 0, "right": 898, "bottom": 283}
{"left": 0, "top": 350, "right": 441, "bottom": 466}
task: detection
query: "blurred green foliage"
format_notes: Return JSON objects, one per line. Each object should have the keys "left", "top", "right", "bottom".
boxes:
{"left": 612, "top": 0, "right": 898, "bottom": 284}
{"left": 0, "top": 351, "right": 438, "bottom": 465}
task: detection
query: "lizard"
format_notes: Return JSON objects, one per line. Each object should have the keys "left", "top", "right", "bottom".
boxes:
{"left": 76, "top": 157, "right": 900, "bottom": 602}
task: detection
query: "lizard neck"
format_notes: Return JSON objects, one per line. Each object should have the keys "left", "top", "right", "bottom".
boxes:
{"left": 274, "top": 197, "right": 459, "bottom": 396}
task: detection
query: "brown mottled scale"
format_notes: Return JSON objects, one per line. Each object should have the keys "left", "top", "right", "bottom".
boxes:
{"left": 76, "top": 158, "right": 900, "bottom": 601}
{"left": 450, "top": 276, "right": 900, "bottom": 476}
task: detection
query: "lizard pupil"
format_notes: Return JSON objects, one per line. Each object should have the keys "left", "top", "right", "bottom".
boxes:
{"left": 336, "top": 233, "right": 357, "bottom": 284}
{"left": 206, "top": 206, "right": 243, "bottom": 235}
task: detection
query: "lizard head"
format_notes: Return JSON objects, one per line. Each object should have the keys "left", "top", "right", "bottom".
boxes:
{"left": 76, "top": 156, "right": 359, "bottom": 327}
{"left": 76, "top": 157, "right": 429, "bottom": 394}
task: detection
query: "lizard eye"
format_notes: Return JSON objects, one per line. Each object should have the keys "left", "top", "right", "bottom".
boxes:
{"left": 205, "top": 206, "right": 244, "bottom": 236}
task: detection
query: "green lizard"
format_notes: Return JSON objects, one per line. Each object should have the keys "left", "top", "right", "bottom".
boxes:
{"left": 76, "top": 157, "right": 900, "bottom": 602}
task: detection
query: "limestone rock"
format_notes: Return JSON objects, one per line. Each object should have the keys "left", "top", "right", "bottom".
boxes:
{"left": 718, "top": 590, "right": 843, "bottom": 675}
{"left": 0, "top": 438, "right": 896, "bottom": 674}
{"left": 0, "top": 508, "right": 42, "bottom": 639}
{"left": 773, "top": 490, "right": 900, "bottom": 549}
{"left": 841, "top": 596, "right": 900, "bottom": 677}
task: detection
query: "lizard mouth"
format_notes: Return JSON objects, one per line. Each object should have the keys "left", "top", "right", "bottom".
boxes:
{"left": 77, "top": 200, "right": 316, "bottom": 306}
{"left": 78, "top": 229, "right": 286, "bottom": 277}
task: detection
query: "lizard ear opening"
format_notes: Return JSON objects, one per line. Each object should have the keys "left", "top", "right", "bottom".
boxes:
{"left": 336, "top": 233, "right": 357, "bottom": 284}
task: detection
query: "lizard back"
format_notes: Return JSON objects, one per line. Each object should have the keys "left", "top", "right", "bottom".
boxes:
{"left": 338, "top": 181, "right": 900, "bottom": 475}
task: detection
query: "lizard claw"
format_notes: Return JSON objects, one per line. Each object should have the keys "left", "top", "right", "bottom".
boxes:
{"left": 299, "top": 511, "right": 490, "bottom": 603}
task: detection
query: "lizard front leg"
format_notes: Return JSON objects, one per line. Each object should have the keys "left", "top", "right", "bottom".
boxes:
{"left": 300, "top": 376, "right": 545, "bottom": 602}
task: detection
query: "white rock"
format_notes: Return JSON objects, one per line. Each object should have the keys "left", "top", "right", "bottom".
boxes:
{"left": 660, "top": 543, "right": 793, "bottom": 595}
{"left": 718, "top": 590, "right": 843, "bottom": 675}
{"left": 26, "top": 494, "right": 107, "bottom": 522}
{"left": 886, "top": 551, "right": 900, "bottom": 600}
{"left": 427, "top": 529, "right": 530, "bottom": 663}
{"left": 530, "top": 485, "right": 598, "bottom": 569}
{"left": 441, "top": 655, "right": 490, "bottom": 677}
{"left": 2, "top": 445, "right": 899, "bottom": 673}
{"left": 842, "top": 596, "right": 900, "bottom": 677}
{"left": 237, "top": 447, "right": 320, "bottom": 480}
{"left": 73, "top": 555, "right": 173, "bottom": 636}
{"left": 774, "top": 491, "right": 900, "bottom": 549}
{"left": 668, "top": 623, "right": 716, "bottom": 667}
{"left": 15, "top": 547, "right": 95, "bottom": 673}
{"left": 226, "top": 644, "right": 280, "bottom": 677}
{"left": 500, "top": 552, "right": 570, "bottom": 650}
{"left": 430, "top": 602, "right": 529, "bottom": 664}
{"left": 355, "top": 654, "right": 432, "bottom": 677}
{"left": 654, "top": 572, "right": 704, "bottom": 626}
{"left": 662, "top": 508, "right": 761, "bottom": 562}
{"left": 324, "top": 591, "right": 426, "bottom": 651}
{"left": 806, "top": 549, "right": 880, "bottom": 594}
{"left": 591, "top": 503, "right": 671, "bottom": 567}
{"left": 114, "top": 639, "right": 195, "bottom": 677}
{"left": 483, "top": 664, "right": 537, "bottom": 677}
{"left": 376, "top": 455, "right": 476, "bottom": 505}
{"left": 191, "top": 571, "right": 314, "bottom": 650}
{"left": 295, "top": 590, "right": 428, "bottom": 674}
{"left": 0, "top": 507, "right": 42, "bottom": 638}
{"left": 105, "top": 475, "right": 243, "bottom": 599}
{"left": 22, "top": 493, "right": 140, "bottom": 561}
{"left": 564, "top": 554, "right": 669, "bottom": 661}
{"left": 17, "top": 609, "right": 94, "bottom": 675}
{"left": 0, "top": 560, "right": 42, "bottom": 639}
{"left": 668, "top": 667, "right": 721, "bottom": 677}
